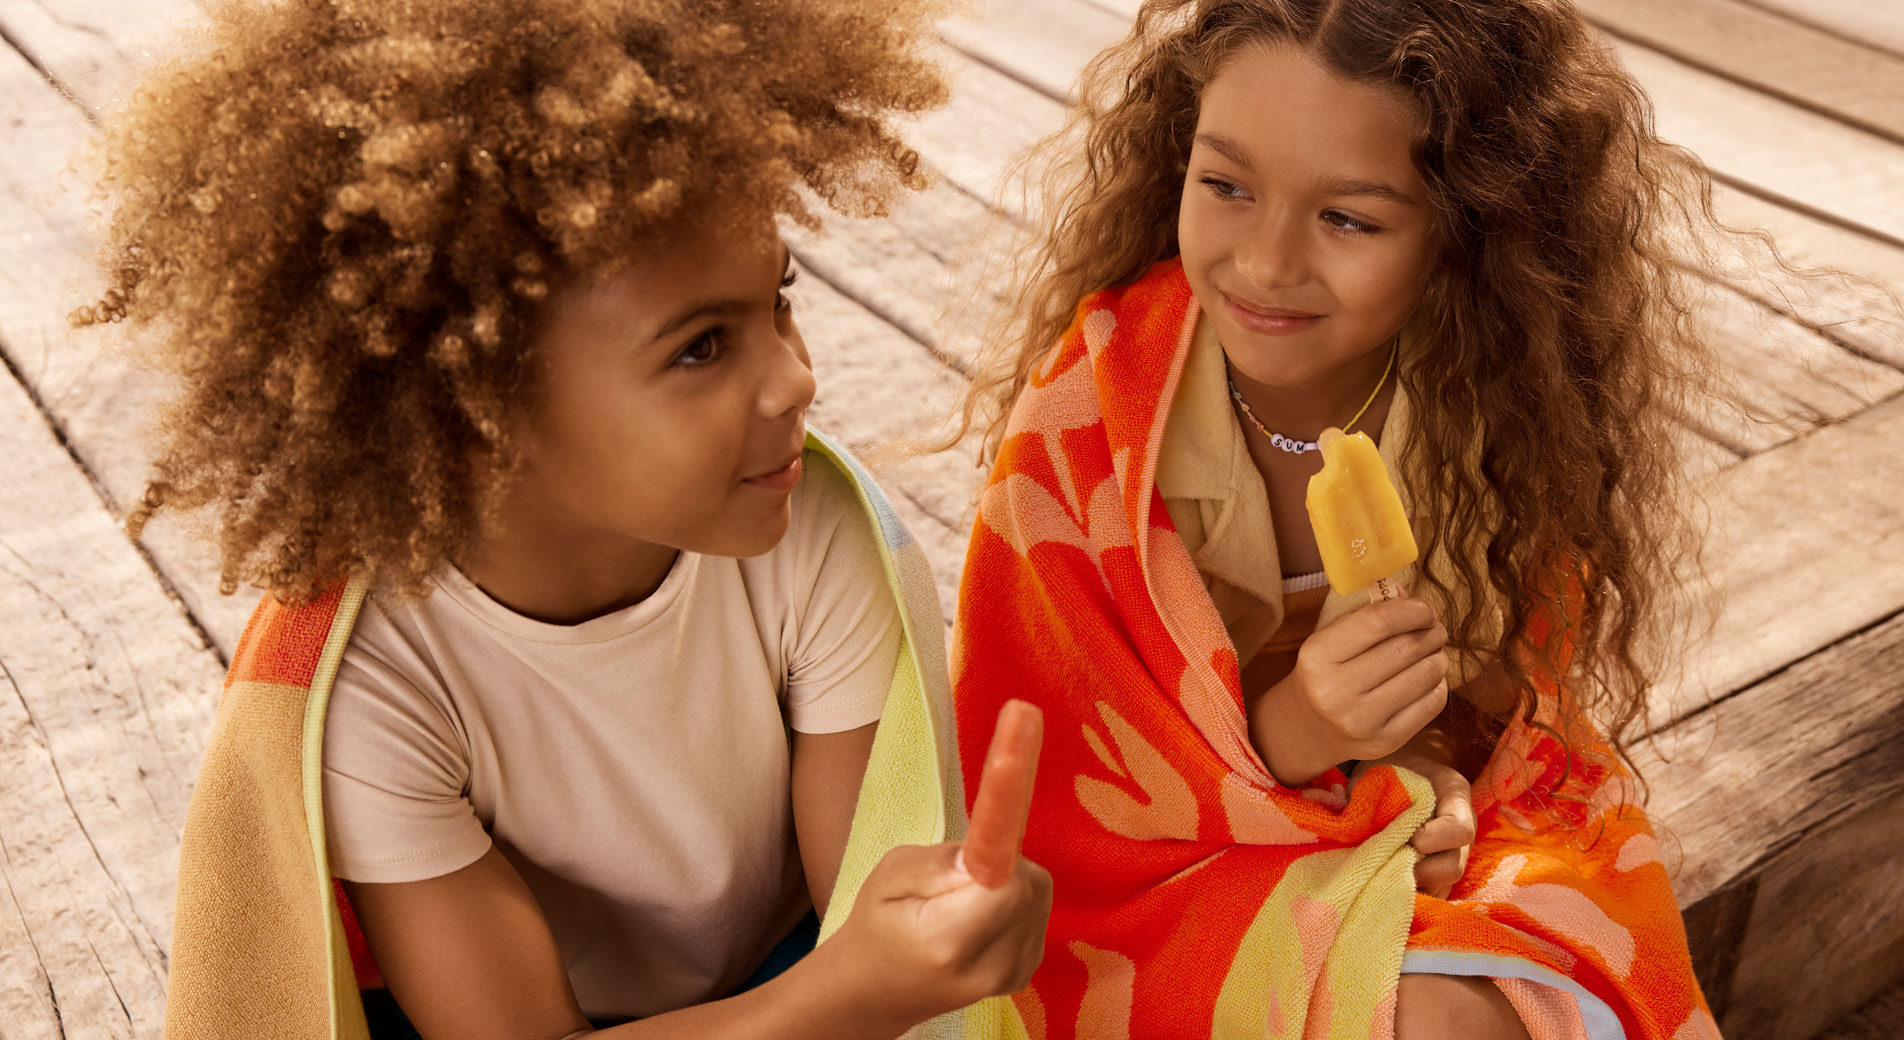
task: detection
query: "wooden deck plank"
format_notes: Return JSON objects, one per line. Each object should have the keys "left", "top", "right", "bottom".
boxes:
{"left": 1735, "top": 0, "right": 1904, "bottom": 60}
{"left": 1616, "top": 37, "right": 1904, "bottom": 248}
{"left": 939, "top": 0, "right": 1128, "bottom": 103}
{"left": 1818, "top": 980, "right": 1904, "bottom": 1040}
{"left": 1637, "top": 607, "right": 1904, "bottom": 1037}
{"left": 0, "top": 34, "right": 253, "bottom": 656}
{"left": 1703, "top": 185, "right": 1904, "bottom": 371}
{"left": 0, "top": 0, "right": 201, "bottom": 117}
{"left": 911, "top": 58, "right": 1070, "bottom": 217}
{"left": 1576, "top": 0, "right": 1904, "bottom": 143}
{"left": 1675, "top": 277, "right": 1904, "bottom": 456}
{"left": 0, "top": 342, "right": 225, "bottom": 1038}
{"left": 1653, "top": 392, "right": 1904, "bottom": 727}
{"left": 788, "top": 177, "right": 1002, "bottom": 373}
{"left": 0, "top": 846, "right": 66, "bottom": 1040}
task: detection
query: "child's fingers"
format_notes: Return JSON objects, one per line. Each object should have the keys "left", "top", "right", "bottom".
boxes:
{"left": 959, "top": 700, "right": 1044, "bottom": 889}
{"left": 1317, "top": 598, "right": 1438, "bottom": 661}
{"left": 1415, "top": 847, "right": 1466, "bottom": 894}
{"left": 1409, "top": 813, "right": 1474, "bottom": 856}
{"left": 1413, "top": 767, "right": 1475, "bottom": 847}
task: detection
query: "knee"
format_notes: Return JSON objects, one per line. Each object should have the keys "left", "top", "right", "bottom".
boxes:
{"left": 1393, "top": 974, "right": 1532, "bottom": 1040}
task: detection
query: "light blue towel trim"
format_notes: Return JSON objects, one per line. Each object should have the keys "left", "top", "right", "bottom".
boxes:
{"left": 1401, "top": 949, "right": 1625, "bottom": 1040}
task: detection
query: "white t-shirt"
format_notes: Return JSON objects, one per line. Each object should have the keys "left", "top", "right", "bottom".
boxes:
{"left": 321, "top": 452, "right": 901, "bottom": 1017}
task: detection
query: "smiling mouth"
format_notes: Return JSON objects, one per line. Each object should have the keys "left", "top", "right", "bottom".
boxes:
{"left": 743, "top": 452, "right": 804, "bottom": 491}
{"left": 1222, "top": 291, "right": 1324, "bottom": 336}
{"left": 1222, "top": 292, "right": 1321, "bottom": 320}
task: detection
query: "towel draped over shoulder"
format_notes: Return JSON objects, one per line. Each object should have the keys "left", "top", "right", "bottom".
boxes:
{"left": 951, "top": 259, "right": 1717, "bottom": 1040}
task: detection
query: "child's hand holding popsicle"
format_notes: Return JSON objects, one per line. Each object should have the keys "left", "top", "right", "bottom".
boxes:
{"left": 1247, "top": 428, "right": 1449, "bottom": 787}
{"left": 821, "top": 701, "right": 1052, "bottom": 1033}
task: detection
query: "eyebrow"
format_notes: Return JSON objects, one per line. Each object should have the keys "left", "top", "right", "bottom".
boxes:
{"left": 1194, "top": 131, "right": 1419, "bottom": 208}
{"left": 647, "top": 245, "right": 794, "bottom": 346}
{"left": 1315, "top": 175, "right": 1419, "bottom": 207}
{"left": 1194, "top": 132, "right": 1256, "bottom": 170}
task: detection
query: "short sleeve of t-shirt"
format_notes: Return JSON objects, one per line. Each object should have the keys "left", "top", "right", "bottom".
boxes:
{"left": 777, "top": 454, "right": 905, "bottom": 734}
{"left": 322, "top": 625, "right": 493, "bottom": 883}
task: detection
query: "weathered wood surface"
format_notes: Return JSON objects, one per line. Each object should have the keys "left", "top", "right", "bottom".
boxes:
{"left": 1739, "top": 0, "right": 1904, "bottom": 60}
{"left": 0, "top": 0, "right": 1901, "bottom": 1037}
{"left": 0, "top": 15, "right": 254, "bottom": 656}
{"left": 1639, "top": 605, "right": 1904, "bottom": 1037}
{"left": 1818, "top": 980, "right": 1904, "bottom": 1040}
{"left": 0, "top": 297, "right": 225, "bottom": 1037}
{"left": 1574, "top": 0, "right": 1904, "bottom": 143}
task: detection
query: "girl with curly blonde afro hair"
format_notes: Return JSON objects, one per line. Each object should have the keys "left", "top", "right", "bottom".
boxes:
{"left": 79, "top": 0, "right": 1050, "bottom": 1036}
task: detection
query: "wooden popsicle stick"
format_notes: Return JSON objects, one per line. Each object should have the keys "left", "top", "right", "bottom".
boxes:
{"left": 958, "top": 699, "right": 1045, "bottom": 888}
{"left": 1367, "top": 575, "right": 1407, "bottom": 601}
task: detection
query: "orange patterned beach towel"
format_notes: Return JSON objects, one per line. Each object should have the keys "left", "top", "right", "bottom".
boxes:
{"left": 952, "top": 259, "right": 1716, "bottom": 1039}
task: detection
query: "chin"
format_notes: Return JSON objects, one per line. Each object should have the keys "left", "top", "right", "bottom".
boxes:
{"left": 706, "top": 500, "right": 795, "bottom": 559}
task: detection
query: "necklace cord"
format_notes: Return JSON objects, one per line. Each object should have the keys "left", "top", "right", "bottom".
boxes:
{"left": 1341, "top": 336, "right": 1397, "bottom": 435}
{"left": 1229, "top": 335, "right": 1399, "bottom": 450}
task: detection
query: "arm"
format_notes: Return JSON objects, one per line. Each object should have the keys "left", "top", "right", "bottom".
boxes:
{"left": 346, "top": 840, "right": 1047, "bottom": 1040}
{"left": 790, "top": 721, "right": 878, "bottom": 917}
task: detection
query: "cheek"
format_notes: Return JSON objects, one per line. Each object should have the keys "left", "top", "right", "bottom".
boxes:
{"left": 1334, "top": 240, "right": 1432, "bottom": 320}
{"left": 1176, "top": 187, "right": 1219, "bottom": 265}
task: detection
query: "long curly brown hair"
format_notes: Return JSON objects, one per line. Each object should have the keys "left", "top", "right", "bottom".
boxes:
{"left": 963, "top": 0, "right": 1746, "bottom": 775}
{"left": 74, "top": 0, "right": 948, "bottom": 601}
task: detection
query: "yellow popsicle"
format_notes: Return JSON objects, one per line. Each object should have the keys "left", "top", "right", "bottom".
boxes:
{"left": 1305, "top": 427, "right": 1418, "bottom": 598}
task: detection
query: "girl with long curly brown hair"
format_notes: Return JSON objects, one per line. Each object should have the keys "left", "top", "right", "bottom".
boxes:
{"left": 950, "top": 0, "right": 1721, "bottom": 1036}
{"left": 76, "top": 1, "right": 1052, "bottom": 1038}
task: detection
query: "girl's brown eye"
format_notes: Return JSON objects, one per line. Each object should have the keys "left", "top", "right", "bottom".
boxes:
{"left": 776, "top": 268, "right": 798, "bottom": 312}
{"left": 1323, "top": 210, "right": 1381, "bottom": 234}
{"left": 676, "top": 330, "right": 723, "bottom": 367}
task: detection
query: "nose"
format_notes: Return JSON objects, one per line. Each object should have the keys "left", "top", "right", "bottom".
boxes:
{"left": 757, "top": 326, "right": 816, "bottom": 421}
{"left": 1233, "top": 205, "right": 1311, "bottom": 291}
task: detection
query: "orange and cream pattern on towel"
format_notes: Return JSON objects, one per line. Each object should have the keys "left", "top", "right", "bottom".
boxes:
{"left": 952, "top": 259, "right": 1717, "bottom": 1040}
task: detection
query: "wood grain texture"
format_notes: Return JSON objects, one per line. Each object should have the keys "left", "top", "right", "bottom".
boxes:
{"left": 1615, "top": 37, "right": 1904, "bottom": 248}
{"left": 1725, "top": 784, "right": 1904, "bottom": 1040}
{"left": 1639, "top": 609, "right": 1904, "bottom": 907}
{"left": 0, "top": 33, "right": 253, "bottom": 655}
{"left": 1576, "top": 0, "right": 1904, "bottom": 143}
{"left": 1638, "top": 611, "right": 1904, "bottom": 1037}
{"left": 0, "top": 0, "right": 204, "bottom": 115}
{"left": 1736, "top": 0, "right": 1904, "bottom": 60}
{"left": 939, "top": 0, "right": 1126, "bottom": 103}
{"left": 0, "top": 343, "right": 226, "bottom": 1039}
{"left": 1673, "top": 276, "right": 1904, "bottom": 455}
{"left": 1650, "top": 394, "right": 1904, "bottom": 726}
{"left": 1817, "top": 980, "right": 1904, "bottom": 1040}
{"left": 793, "top": 260, "right": 976, "bottom": 619}
{"left": 788, "top": 177, "right": 1002, "bottom": 372}
{"left": 1704, "top": 185, "right": 1904, "bottom": 371}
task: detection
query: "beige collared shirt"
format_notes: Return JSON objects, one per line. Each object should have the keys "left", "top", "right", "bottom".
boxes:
{"left": 1157, "top": 315, "right": 1491, "bottom": 683}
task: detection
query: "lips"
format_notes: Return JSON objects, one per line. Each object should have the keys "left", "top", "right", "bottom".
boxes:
{"left": 743, "top": 450, "right": 804, "bottom": 492}
{"left": 1222, "top": 291, "right": 1323, "bottom": 336}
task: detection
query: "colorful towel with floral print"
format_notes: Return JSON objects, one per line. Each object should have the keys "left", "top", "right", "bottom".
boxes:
{"left": 951, "top": 258, "right": 1717, "bottom": 1040}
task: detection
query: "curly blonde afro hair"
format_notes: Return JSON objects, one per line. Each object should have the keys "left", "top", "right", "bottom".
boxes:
{"left": 76, "top": 0, "right": 949, "bottom": 600}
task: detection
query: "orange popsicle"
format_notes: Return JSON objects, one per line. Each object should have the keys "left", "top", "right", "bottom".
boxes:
{"left": 959, "top": 700, "right": 1044, "bottom": 888}
{"left": 1305, "top": 427, "right": 1418, "bottom": 600}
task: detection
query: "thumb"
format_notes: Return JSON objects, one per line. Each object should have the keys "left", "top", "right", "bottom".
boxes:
{"left": 872, "top": 842, "right": 977, "bottom": 902}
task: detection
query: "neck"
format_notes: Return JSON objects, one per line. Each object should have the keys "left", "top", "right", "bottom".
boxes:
{"left": 1227, "top": 342, "right": 1395, "bottom": 442}
{"left": 455, "top": 488, "right": 678, "bottom": 627}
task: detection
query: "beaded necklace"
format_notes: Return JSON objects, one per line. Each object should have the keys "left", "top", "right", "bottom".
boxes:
{"left": 1227, "top": 337, "right": 1397, "bottom": 455}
